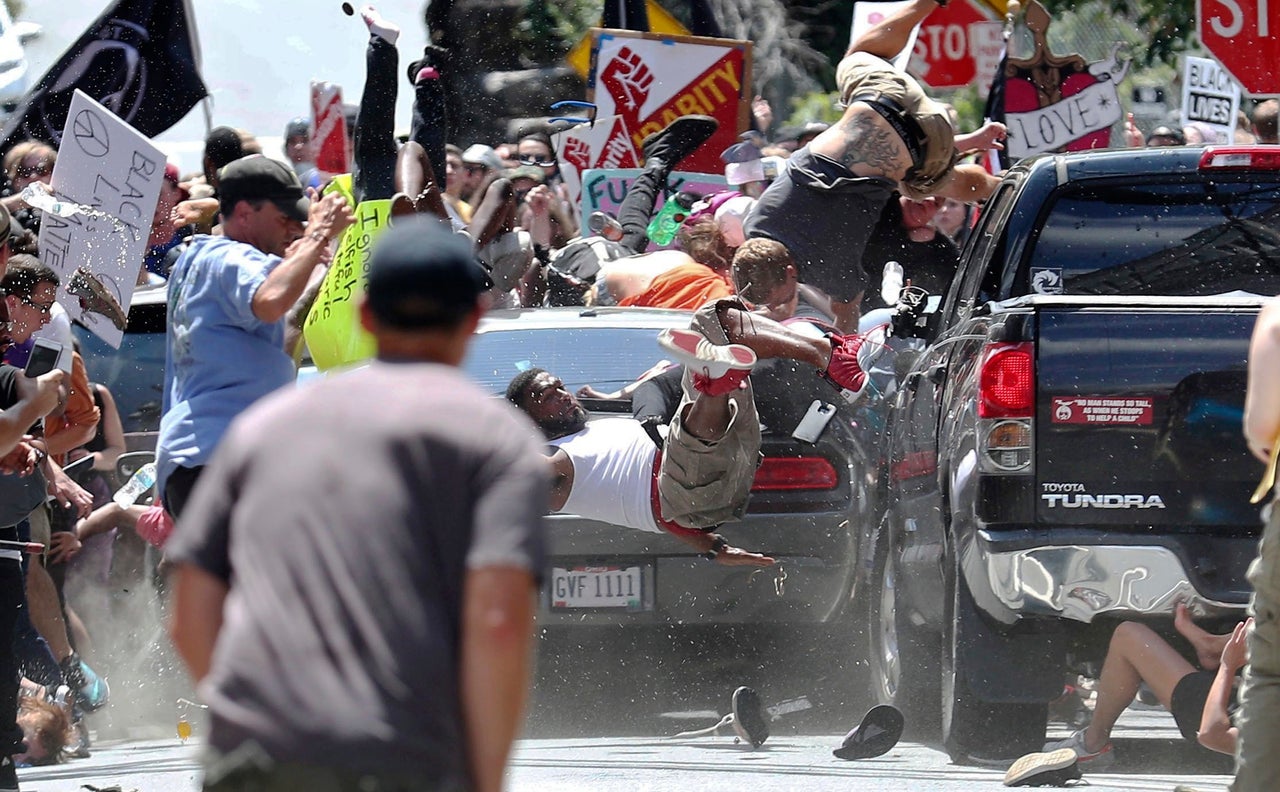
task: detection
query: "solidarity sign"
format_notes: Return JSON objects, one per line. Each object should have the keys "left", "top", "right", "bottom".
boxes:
{"left": 39, "top": 90, "right": 165, "bottom": 349}
{"left": 587, "top": 30, "right": 751, "bottom": 175}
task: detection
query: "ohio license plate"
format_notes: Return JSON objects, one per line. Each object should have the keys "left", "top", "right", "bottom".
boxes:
{"left": 550, "top": 564, "right": 647, "bottom": 610}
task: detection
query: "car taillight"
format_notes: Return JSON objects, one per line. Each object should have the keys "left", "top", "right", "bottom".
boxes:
{"left": 751, "top": 457, "right": 838, "bottom": 491}
{"left": 1199, "top": 147, "right": 1280, "bottom": 170}
{"left": 978, "top": 343, "right": 1034, "bottom": 418}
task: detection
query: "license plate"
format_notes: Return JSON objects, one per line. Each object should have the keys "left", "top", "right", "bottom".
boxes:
{"left": 550, "top": 564, "right": 647, "bottom": 610}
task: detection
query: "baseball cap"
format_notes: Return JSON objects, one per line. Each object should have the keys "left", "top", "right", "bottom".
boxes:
{"left": 366, "top": 217, "right": 488, "bottom": 329}
{"left": 284, "top": 117, "right": 311, "bottom": 139}
{"left": 218, "top": 155, "right": 310, "bottom": 222}
{"left": 462, "top": 143, "right": 502, "bottom": 172}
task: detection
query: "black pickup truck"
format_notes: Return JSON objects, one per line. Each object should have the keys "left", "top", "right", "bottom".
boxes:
{"left": 861, "top": 146, "right": 1280, "bottom": 761}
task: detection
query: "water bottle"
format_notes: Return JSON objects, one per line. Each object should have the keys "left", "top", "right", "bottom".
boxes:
{"left": 880, "top": 260, "right": 904, "bottom": 306}
{"left": 20, "top": 184, "right": 84, "bottom": 219}
{"left": 646, "top": 192, "right": 696, "bottom": 246}
{"left": 588, "top": 211, "right": 624, "bottom": 242}
{"left": 114, "top": 462, "right": 157, "bottom": 508}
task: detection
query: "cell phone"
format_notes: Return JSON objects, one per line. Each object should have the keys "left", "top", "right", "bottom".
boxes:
{"left": 23, "top": 338, "right": 63, "bottom": 378}
{"left": 792, "top": 400, "right": 836, "bottom": 444}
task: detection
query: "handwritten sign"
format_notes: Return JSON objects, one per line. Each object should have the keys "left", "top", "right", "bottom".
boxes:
{"left": 1051, "top": 396, "right": 1154, "bottom": 425}
{"left": 302, "top": 190, "right": 389, "bottom": 370}
{"left": 38, "top": 90, "right": 164, "bottom": 349}
{"left": 579, "top": 168, "right": 727, "bottom": 251}
{"left": 588, "top": 30, "right": 750, "bottom": 174}
{"left": 1180, "top": 56, "right": 1240, "bottom": 145}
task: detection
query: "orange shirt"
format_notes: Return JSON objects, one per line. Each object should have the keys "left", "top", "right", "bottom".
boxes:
{"left": 618, "top": 263, "right": 734, "bottom": 310}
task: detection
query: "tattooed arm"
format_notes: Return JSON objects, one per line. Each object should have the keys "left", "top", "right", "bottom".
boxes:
{"left": 810, "top": 108, "right": 912, "bottom": 180}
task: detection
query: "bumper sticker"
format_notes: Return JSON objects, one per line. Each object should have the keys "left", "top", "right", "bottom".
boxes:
{"left": 1052, "top": 396, "right": 1153, "bottom": 425}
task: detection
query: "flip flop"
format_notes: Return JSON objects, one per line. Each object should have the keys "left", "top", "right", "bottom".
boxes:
{"left": 833, "top": 704, "right": 904, "bottom": 760}
{"left": 730, "top": 686, "right": 769, "bottom": 748}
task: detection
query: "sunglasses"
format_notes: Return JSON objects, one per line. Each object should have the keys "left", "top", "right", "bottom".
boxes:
{"left": 518, "top": 154, "right": 557, "bottom": 168}
{"left": 18, "top": 295, "right": 54, "bottom": 315}
{"left": 15, "top": 163, "right": 52, "bottom": 180}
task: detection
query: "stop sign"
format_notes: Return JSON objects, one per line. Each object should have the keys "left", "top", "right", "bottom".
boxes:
{"left": 910, "top": 0, "right": 1002, "bottom": 89}
{"left": 1198, "top": 0, "right": 1280, "bottom": 96}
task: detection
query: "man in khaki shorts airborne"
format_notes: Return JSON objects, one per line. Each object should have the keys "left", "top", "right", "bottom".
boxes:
{"left": 746, "top": 0, "right": 1008, "bottom": 333}
{"left": 506, "top": 294, "right": 875, "bottom": 565}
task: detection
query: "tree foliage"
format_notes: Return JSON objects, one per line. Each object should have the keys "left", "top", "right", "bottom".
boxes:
{"left": 1039, "top": 0, "right": 1196, "bottom": 66}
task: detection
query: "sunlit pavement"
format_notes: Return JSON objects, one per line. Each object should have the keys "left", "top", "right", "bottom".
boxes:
{"left": 15, "top": 711, "right": 1234, "bottom": 791}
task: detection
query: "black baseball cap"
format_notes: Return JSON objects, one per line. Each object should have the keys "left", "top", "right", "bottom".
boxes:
{"left": 218, "top": 155, "right": 309, "bottom": 222}
{"left": 366, "top": 217, "right": 489, "bottom": 329}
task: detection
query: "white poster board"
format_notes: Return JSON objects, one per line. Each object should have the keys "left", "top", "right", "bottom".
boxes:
{"left": 38, "top": 90, "right": 164, "bottom": 349}
{"left": 552, "top": 113, "right": 640, "bottom": 234}
{"left": 1181, "top": 56, "right": 1240, "bottom": 145}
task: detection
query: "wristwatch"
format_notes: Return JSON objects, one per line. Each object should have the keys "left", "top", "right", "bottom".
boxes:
{"left": 701, "top": 534, "right": 728, "bottom": 561}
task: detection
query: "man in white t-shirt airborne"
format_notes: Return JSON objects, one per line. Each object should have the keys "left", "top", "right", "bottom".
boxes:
{"left": 506, "top": 294, "right": 874, "bottom": 564}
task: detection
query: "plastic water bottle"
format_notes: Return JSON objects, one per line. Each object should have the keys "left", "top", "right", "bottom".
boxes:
{"left": 880, "top": 260, "right": 904, "bottom": 306}
{"left": 114, "top": 462, "right": 157, "bottom": 508}
{"left": 588, "top": 211, "right": 624, "bottom": 242}
{"left": 20, "top": 184, "right": 84, "bottom": 219}
{"left": 646, "top": 192, "right": 696, "bottom": 246}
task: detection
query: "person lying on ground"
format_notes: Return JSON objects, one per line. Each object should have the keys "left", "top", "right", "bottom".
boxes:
{"left": 1041, "top": 603, "right": 1247, "bottom": 768}
{"left": 506, "top": 294, "right": 874, "bottom": 564}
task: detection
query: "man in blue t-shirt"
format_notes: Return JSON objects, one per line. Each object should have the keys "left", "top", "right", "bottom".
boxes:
{"left": 156, "top": 156, "right": 353, "bottom": 518}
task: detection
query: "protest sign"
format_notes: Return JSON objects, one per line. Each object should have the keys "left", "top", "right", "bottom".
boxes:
{"left": 312, "top": 81, "right": 351, "bottom": 176}
{"left": 38, "top": 90, "right": 165, "bottom": 349}
{"left": 1001, "top": 1, "right": 1128, "bottom": 158}
{"left": 552, "top": 113, "right": 640, "bottom": 233}
{"left": 302, "top": 187, "right": 388, "bottom": 370}
{"left": 588, "top": 30, "right": 750, "bottom": 174}
{"left": 579, "top": 168, "right": 727, "bottom": 251}
{"left": 1180, "top": 56, "right": 1240, "bottom": 145}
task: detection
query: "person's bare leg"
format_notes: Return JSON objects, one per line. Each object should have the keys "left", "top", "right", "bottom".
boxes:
{"left": 849, "top": 0, "right": 940, "bottom": 58}
{"left": 831, "top": 297, "right": 862, "bottom": 335}
{"left": 1174, "top": 601, "right": 1231, "bottom": 669}
{"left": 468, "top": 177, "right": 516, "bottom": 249}
{"left": 26, "top": 562, "right": 72, "bottom": 662}
{"left": 1084, "top": 622, "right": 1196, "bottom": 752}
{"left": 681, "top": 393, "right": 732, "bottom": 441}
{"left": 65, "top": 605, "right": 93, "bottom": 661}
{"left": 394, "top": 140, "right": 449, "bottom": 219}
{"left": 716, "top": 304, "right": 833, "bottom": 369}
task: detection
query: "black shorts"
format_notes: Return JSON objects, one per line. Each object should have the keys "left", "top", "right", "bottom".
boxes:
{"left": 745, "top": 147, "right": 894, "bottom": 302}
{"left": 1169, "top": 669, "right": 1216, "bottom": 743}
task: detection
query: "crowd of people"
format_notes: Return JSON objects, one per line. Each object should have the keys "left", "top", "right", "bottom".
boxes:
{"left": 0, "top": 0, "right": 1271, "bottom": 789}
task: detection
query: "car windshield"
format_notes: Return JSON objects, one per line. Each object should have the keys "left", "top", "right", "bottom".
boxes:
{"left": 75, "top": 313, "right": 166, "bottom": 434}
{"left": 1025, "top": 180, "right": 1280, "bottom": 296}
{"left": 464, "top": 326, "right": 671, "bottom": 396}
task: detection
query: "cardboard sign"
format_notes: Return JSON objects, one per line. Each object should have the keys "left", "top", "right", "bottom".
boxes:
{"left": 552, "top": 113, "right": 640, "bottom": 233}
{"left": 1002, "top": 1, "right": 1129, "bottom": 158}
{"left": 302, "top": 187, "right": 387, "bottom": 370}
{"left": 588, "top": 30, "right": 751, "bottom": 175}
{"left": 578, "top": 168, "right": 727, "bottom": 251}
{"left": 1051, "top": 396, "right": 1154, "bottom": 426}
{"left": 1180, "top": 56, "right": 1240, "bottom": 145}
{"left": 311, "top": 81, "right": 350, "bottom": 176}
{"left": 38, "top": 90, "right": 164, "bottom": 349}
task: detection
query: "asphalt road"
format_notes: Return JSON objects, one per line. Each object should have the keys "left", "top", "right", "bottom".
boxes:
{"left": 15, "top": 708, "right": 1235, "bottom": 791}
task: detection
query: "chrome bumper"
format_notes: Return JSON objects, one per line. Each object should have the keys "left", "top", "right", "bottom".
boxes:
{"left": 983, "top": 544, "right": 1243, "bottom": 622}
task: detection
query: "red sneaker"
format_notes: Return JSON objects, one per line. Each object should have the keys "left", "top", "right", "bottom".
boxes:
{"left": 659, "top": 328, "right": 756, "bottom": 397}
{"left": 822, "top": 332, "right": 870, "bottom": 404}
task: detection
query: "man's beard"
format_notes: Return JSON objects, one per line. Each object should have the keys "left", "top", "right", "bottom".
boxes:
{"left": 540, "top": 404, "right": 588, "bottom": 439}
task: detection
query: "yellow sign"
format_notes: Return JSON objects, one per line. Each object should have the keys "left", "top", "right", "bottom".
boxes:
{"left": 566, "top": 0, "right": 690, "bottom": 78}
{"left": 301, "top": 193, "right": 389, "bottom": 370}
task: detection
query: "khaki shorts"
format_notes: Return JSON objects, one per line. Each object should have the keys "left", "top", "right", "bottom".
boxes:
{"left": 833, "top": 52, "right": 955, "bottom": 195}
{"left": 657, "top": 299, "right": 762, "bottom": 530}
{"left": 1236, "top": 500, "right": 1280, "bottom": 790}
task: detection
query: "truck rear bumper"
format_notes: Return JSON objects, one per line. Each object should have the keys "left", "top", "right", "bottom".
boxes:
{"left": 979, "top": 542, "right": 1246, "bottom": 623}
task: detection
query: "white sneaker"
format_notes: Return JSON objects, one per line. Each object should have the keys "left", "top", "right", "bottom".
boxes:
{"left": 1043, "top": 727, "right": 1115, "bottom": 770}
{"left": 658, "top": 328, "right": 756, "bottom": 381}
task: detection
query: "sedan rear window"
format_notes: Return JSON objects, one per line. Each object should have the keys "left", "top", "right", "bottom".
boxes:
{"left": 464, "top": 326, "right": 673, "bottom": 396}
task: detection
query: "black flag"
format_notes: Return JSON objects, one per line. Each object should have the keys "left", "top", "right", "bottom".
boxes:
{"left": 981, "top": 46, "right": 1011, "bottom": 173}
{"left": 0, "top": 0, "right": 207, "bottom": 150}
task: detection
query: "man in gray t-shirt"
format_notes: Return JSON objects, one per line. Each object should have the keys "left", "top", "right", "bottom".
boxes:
{"left": 167, "top": 218, "right": 548, "bottom": 792}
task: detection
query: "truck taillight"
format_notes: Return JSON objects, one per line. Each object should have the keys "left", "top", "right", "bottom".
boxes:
{"left": 751, "top": 457, "right": 838, "bottom": 491}
{"left": 1198, "top": 147, "right": 1280, "bottom": 170}
{"left": 978, "top": 343, "right": 1034, "bottom": 474}
{"left": 978, "top": 343, "right": 1034, "bottom": 418}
